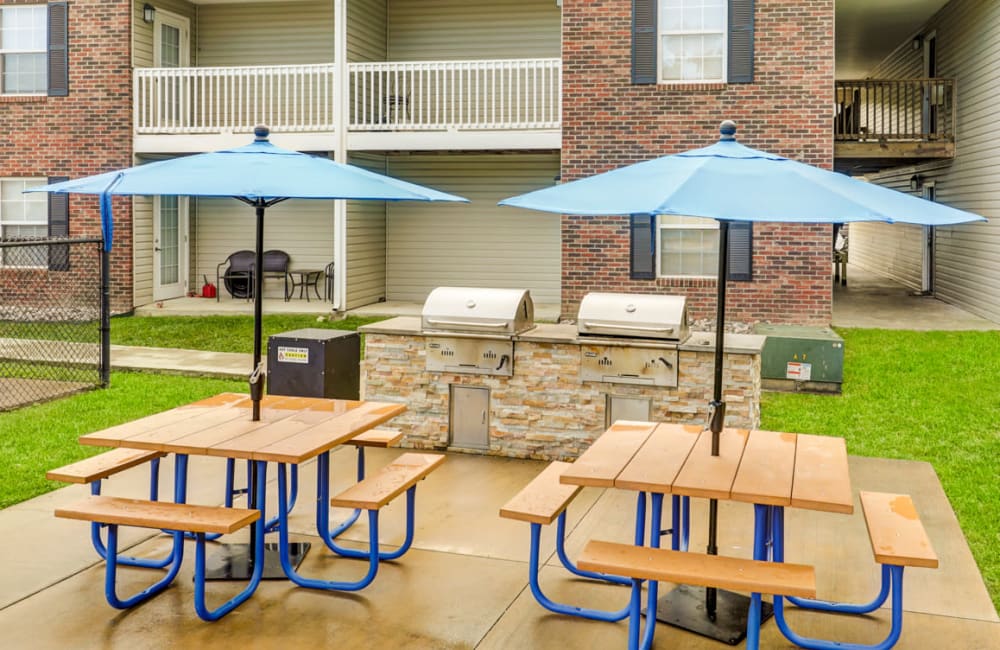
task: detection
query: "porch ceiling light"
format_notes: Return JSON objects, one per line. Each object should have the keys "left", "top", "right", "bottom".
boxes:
{"left": 910, "top": 174, "right": 924, "bottom": 192}
{"left": 143, "top": 4, "right": 155, "bottom": 24}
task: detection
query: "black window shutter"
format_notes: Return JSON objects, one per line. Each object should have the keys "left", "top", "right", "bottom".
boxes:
{"left": 630, "top": 214, "right": 656, "bottom": 279}
{"left": 727, "top": 0, "right": 755, "bottom": 84}
{"left": 727, "top": 221, "right": 752, "bottom": 281}
{"left": 48, "top": 177, "right": 70, "bottom": 271}
{"left": 632, "top": 0, "right": 657, "bottom": 84}
{"left": 48, "top": 2, "right": 69, "bottom": 97}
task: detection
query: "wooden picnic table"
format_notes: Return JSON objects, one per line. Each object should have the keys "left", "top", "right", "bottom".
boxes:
{"left": 559, "top": 420, "right": 853, "bottom": 644}
{"left": 79, "top": 392, "right": 406, "bottom": 578}
{"left": 560, "top": 420, "right": 853, "bottom": 514}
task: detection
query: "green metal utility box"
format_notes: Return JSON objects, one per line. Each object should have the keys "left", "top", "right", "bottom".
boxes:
{"left": 753, "top": 324, "right": 844, "bottom": 393}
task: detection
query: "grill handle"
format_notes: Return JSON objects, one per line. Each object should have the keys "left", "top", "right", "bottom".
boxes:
{"left": 582, "top": 322, "right": 675, "bottom": 334}
{"left": 425, "top": 318, "right": 508, "bottom": 329}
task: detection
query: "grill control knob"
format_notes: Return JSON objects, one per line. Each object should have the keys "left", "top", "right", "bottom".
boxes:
{"left": 466, "top": 299, "right": 476, "bottom": 309}
{"left": 626, "top": 304, "right": 636, "bottom": 313}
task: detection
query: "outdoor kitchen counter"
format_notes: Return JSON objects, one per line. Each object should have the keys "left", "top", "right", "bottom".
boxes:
{"left": 360, "top": 318, "right": 766, "bottom": 354}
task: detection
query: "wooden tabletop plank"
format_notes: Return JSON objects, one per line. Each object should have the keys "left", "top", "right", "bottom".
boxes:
{"left": 500, "top": 461, "right": 583, "bottom": 525}
{"left": 791, "top": 433, "right": 853, "bottom": 514}
{"left": 252, "top": 401, "right": 407, "bottom": 463}
{"left": 80, "top": 406, "right": 250, "bottom": 449}
{"left": 560, "top": 421, "right": 658, "bottom": 488}
{"left": 671, "top": 428, "right": 749, "bottom": 500}
{"left": 859, "top": 491, "right": 938, "bottom": 568}
{"left": 730, "top": 429, "right": 797, "bottom": 506}
{"left": 77, "top": 395, "right": 249, "bottom": 448}
{"left": 614, "top": 423, "right": 702, "bottom": 493}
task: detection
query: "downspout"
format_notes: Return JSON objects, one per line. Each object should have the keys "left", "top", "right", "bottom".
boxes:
{"left": 332, "top": 0, "right": 348, "bottom": 311}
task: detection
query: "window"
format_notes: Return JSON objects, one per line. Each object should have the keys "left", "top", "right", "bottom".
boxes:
{"left": 629, "top": 215, "right": 752, "bottom": 281}
{"left": 0, "top": 178, "right": 48, "bottom": 267}
{"left": 659, "top": 0, "right": 726, "bottom": 83}
{"left": 657, "top": 215, "right": 719, "bottom": 276}
{"left": 0, "top": 5, "right": 47, "bottom": 94}
{"left": 632, "top": 0, "right": 754, "bottom": 85}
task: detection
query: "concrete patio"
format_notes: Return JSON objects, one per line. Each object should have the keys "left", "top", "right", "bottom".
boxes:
{"left": 2, "top": 447, "right": 996, "bottom": 649}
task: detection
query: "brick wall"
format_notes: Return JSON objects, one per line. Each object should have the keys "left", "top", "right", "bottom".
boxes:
{"left": 560, "top": 0, "right": 835, "bottom": 325}
{"left": 0, "top": 1, "right": 134, "bottom": 314}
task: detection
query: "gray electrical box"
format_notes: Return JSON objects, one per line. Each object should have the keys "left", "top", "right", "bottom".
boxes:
{"left": 267, "top": 328, "right": 360, "bottom": 400}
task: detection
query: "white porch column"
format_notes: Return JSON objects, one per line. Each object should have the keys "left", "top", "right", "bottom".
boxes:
{"left": 332, "top": 0, "right": 348, "bottom": 311}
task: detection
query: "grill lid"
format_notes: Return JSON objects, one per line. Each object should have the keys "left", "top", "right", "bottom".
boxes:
{"left": 421, "top": 287, "right": 534, "bottom": 336}
{"left": 577, "top": 292, "right": 689, "bottom": 341}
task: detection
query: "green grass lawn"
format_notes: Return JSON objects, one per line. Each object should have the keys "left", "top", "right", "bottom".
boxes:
{"left": 761, "top": 328, "right": 1000, "bottom": 613}
{"left": 0, "top": 372, "right": 244, "bottom": 509}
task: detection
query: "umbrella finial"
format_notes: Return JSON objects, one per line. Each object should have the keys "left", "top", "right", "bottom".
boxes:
{"left": 719, "top": 120, "right": 737, "bottom": 141}
{"left": 254, "top": 125, "right": 270, "bottom": 142}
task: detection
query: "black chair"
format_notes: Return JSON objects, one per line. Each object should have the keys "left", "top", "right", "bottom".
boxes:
{"left": 325, "top": 261, "right": 335, "bottom": 303}
{"left": 254, "top": 250, "right": 292, "bottom": 301}
{"left": 216, "top": 250, "right": 255, "bottom": 301}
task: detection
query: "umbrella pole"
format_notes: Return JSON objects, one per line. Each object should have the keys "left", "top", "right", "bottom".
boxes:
{"left": 250, "top": 202, "right": 266, "bottom": 422}
{"left": 657, "top": 220, "right": 771, "bottom": 643}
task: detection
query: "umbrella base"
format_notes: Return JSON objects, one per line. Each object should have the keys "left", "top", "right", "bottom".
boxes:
{"left": 655, "top": 585, "right": 772, "bottom": 645}
{"left": 203, "top": 542, "right": 309, "bottom": 580}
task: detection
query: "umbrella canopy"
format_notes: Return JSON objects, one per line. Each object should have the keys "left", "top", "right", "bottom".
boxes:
{"left": 501, "top": 121, "right": 984, "bottom": 226}
{"left": 29, "top": 126, "right": 468, "bottom": 420}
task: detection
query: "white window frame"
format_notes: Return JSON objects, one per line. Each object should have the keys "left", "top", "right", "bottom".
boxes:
{"left": 0, "top": 177, "right": 49, "bottom": 268}
{"left": 0, "top": 5, "right": 47, "bottom": 96}
{"left": 656, "top": 215, "right": 719, "bottom": 278}
{"left": 657, "top": 0, "right": 728, "bottom": 84}
{"left": 153, "top": 10, "right": 191, "bottom": 68}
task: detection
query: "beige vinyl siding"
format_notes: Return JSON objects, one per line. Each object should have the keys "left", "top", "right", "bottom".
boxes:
{"left": 852, "top": 0, "right": 1000, "bottom": 322}
{"left": 848, "top": 169, "right": 925, "bottom": 292}
{"left": 348, "top": 0, "right": 387, "bottom": 62}
{"left": 345, "top": 153, "right": 388, "bottom": 308}
{"left": 132, "top": 0, "right": 196, "bottom": 68}
{"left": 132, "top": 196, "right": 155, "bottom": 305}
{"left": 197, "top": 2, "right": 334, "bottom": 66}
{"left": 387, "top": 0, "right": 560, "bottom": 60}
{"left": 194, "top": 198, "right": 335, "bottom": 300}
{"left": 385, "top": 153, "right": 560, "bottom": 304}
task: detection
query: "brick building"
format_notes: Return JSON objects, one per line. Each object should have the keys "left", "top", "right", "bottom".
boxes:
{"left": 0, "top": 1, "right": 133, "bottom": 313}
{"left": 1, "top": 1, "right": 965, "bottom": 326}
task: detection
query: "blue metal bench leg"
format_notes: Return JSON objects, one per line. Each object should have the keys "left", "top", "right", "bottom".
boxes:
{"left": 526, "top": 520, "right": 631, "bottom": 622}
{"left": 322, "top": 447, "right": 365, "bottom": 540}
{"left": 553, "top": 512, "right": 631, "bottom": 586}
{"left": 89, "top": 457, "right": 177, "bottom": 569}
{"left": 103, "top": 526, "right": 185, "bottom": 609}
{"left": 192, "top": 461, "right": 266, "bottom": 621}
{"left": 771, "top": 507, "right": 908, "bottom": 650}
{"left": 620, "top": 492, "right": 663, "bottom": 650}
{"left": 277, "top": 462, "right": 381, "bottom": 591}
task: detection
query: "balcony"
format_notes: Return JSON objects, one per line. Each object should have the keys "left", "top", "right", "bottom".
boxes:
{"left": 834, "top": 79, "right": 956, "bottom": 175}
{"left": 134, "top": 58, "right": 562, "bottom": 152}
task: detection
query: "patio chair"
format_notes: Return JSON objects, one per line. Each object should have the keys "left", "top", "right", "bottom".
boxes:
{"left": 255, "top": 249, "right": 292, "bottom": 301}
{"left": 216, "top": 250, "right": 255, "bottom": 301}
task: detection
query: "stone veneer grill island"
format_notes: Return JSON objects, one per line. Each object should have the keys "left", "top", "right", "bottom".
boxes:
{"left": 360, "top": 313, "right": 763, "bottom": 460}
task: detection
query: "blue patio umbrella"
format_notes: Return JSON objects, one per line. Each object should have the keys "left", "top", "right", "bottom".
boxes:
{"left": 499, "top": 120, "right": 986, "bottom": 638}
{"left": 29, "top": 126, "right": 468, "bottom": 420}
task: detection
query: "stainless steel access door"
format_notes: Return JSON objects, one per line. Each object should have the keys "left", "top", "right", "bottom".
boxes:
{"left": 449, "top": 385, "right": 490, "bottom": 450}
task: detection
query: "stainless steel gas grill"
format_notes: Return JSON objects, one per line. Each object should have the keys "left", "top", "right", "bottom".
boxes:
{"left": 421, "top": 287, "right": 535, "bottom": 377}
{"left": 577, "top": 292, "right": 690, "bottom": 387}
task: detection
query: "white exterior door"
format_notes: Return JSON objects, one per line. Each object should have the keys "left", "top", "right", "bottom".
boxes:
{"left": 154, "top": 10, "right": 190, "bottom": 126}
{"left": 153, "top": 196, "right": 189, "bottom": 300}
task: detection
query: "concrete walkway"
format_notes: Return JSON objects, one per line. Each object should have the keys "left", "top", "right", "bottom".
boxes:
{"left": 2, "top": 449, "right": 996, "bottom": 648}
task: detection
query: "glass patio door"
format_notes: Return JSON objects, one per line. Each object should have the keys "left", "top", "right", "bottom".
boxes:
{"left": 153, "top": 10, "right": 190, "bottom": 127}
{"left": 153, "top": 196, "right": 189, "bottom": 300}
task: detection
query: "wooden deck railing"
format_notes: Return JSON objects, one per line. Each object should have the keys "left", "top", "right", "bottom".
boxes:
{"left": 834, "top": 79, "right": 955, "bottom": 142}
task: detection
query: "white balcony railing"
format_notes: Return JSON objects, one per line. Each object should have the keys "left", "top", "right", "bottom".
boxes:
{"left": 348, "top": 58, "right": 561, "bottom": 130}
{"left": 134, "top": 59, "right": 561, "bottom": 135}
{"left": 134, "top": 63, "right": 338, "bottom": 134}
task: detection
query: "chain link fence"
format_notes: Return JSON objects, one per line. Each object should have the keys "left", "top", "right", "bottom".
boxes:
{"left": 0, "top": 238, "right": 106, "bottom": 411}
